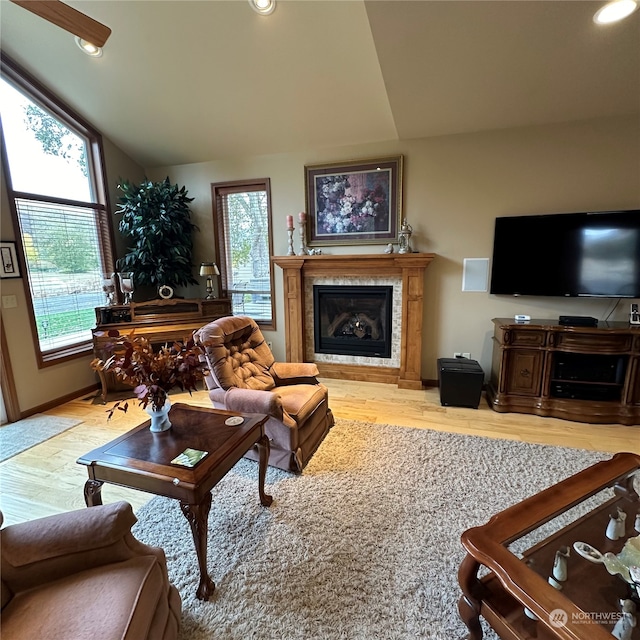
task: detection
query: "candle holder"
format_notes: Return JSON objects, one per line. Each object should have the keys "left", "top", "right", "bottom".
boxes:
{"left": 299, "top": 219, "right": 310, "bottom": 255}
{"left": 287, "top": 227, "right": 296, "bottom": 256}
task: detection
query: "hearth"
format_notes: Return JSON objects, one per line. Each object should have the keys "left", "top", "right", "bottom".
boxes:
{"left": 313, "top": 285, "right": 392, "bottom": 358}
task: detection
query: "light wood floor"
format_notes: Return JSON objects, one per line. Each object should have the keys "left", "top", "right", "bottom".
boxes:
{"left": 1, "top": 379, "right": 638, "bottom": 526}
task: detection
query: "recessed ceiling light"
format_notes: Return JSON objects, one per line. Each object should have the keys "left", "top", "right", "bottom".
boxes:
{"left": 594, "top": 0, "right": 639, "bottom": 24}
{"left": 75, "top": 37, "right": 103, "bottom": 57}
{"left": 249, "top": 0, "right": 276, "bottom": 16}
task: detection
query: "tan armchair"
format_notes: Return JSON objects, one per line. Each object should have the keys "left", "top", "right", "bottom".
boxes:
{"left": 195, "top": 315, "right": 334, "bottom": 472}
{"left": 1, "top": 501, "right": 181, "bottom": 640}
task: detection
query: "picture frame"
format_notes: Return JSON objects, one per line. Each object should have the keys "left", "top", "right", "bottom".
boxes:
{"left": 0, "top": 242, "right": 21, "bottom": 278}
{"left": 305, "top": 155, "right": 403, "bottom": 246}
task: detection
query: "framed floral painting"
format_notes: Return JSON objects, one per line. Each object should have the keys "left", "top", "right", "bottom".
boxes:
{"left": 304, "top": 155, "right": 403, "bottom": 246}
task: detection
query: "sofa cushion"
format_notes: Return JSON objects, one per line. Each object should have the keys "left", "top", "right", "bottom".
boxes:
{"left": 278, "top": 384, "right": 328, "bottom": 425}
{"left": 1, "top": 556, "right": 166, "bottom": 640}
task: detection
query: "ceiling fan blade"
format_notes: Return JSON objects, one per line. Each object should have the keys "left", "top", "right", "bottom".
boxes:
{"left": 10, "top": 0, "right": 112, "bottom": 47}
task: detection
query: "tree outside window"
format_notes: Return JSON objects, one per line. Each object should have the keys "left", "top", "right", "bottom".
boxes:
{"left": 212, "top": 180, "right": 275, "bottom": 329}
{"left": 0, "top": 56, "right": 114, "bottom": 365}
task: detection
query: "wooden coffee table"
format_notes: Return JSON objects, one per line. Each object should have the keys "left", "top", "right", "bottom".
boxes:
{"left": 77, "top": 402, "right": 272, "bottom": 601}
{"left": 458, "top": 452, "right": 640, "bottom": 640}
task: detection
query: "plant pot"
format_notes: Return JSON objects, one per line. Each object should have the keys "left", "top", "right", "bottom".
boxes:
{"left": 145, "top": 398, "right": 172, "bottom": 432}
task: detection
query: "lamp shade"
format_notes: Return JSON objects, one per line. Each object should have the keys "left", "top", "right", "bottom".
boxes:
{"left": 200, "top": 262, "right": 220, "bottom": 276}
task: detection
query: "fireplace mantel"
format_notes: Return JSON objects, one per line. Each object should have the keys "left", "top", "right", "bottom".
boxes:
{"left": 272, "top": 253, "right": 435, "bottom": 389}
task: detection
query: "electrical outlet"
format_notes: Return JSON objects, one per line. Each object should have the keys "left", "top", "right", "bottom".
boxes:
{"left": 462, "top": 352, "right": 471, "bottom": 359}
{"left": 454, "top": 352, "right": 462, "bottom": 358}
{"left": 267, "top": 341, "right": 273, "bottom": 350}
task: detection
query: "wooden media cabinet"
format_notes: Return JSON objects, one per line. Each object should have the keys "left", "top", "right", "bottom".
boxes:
{"left": 487, "top": 318, "right": 640, "bottom": 425}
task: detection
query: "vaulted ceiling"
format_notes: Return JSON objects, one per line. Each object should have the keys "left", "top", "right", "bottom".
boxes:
{"left": 2, "top": 0, "right": 639, "bottom": 169}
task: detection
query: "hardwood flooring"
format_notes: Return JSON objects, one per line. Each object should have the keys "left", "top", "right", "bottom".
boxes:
{"left": 1, "top": 379, "right": 638, "bottom": 527}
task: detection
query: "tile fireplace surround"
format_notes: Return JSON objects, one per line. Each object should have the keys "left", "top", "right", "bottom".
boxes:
{"left": 272, "top": 253, "right": 435, "bottom": 389}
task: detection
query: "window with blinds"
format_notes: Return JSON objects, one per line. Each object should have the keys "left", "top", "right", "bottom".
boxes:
{"left": 212, "top": 179, "right": 275, "bottom": 329}
{"left": 1, "top": 56, "right": 115, "bottom": 365}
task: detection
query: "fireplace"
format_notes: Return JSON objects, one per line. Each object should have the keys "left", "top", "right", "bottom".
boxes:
{"left": 313, "top": 285, "right": 393, "bottom": 358}
{"left": 272, "top": 253, "right": 435, "bottom": 389}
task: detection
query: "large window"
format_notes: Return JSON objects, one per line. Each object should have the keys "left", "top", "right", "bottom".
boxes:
{"left": 0, "top": 55, "right": 115, "bottom": 366}
{"left": 212, "top": 179, "right": 275, "bottom": 329}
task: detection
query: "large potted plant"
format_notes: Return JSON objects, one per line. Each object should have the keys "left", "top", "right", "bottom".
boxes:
{"left": 115, "top": 177, "right": 198, "bottom": 296}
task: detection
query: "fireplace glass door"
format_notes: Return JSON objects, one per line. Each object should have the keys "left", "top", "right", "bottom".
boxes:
{"left": 313, "top": 285, "right": 393, "bottom": 358}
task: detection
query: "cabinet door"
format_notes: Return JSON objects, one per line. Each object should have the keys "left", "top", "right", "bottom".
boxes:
{"left": 504, "top": 350, "right": 543, "bottom": 396}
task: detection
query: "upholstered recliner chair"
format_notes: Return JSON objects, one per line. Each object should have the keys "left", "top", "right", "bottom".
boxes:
{"left": 195, "top": 315, "right": 334, "bottom": 472}
{"left": 1, "top": 501, "right": 181, "bottom": 640}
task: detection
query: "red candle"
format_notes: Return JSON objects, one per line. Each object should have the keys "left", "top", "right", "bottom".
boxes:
{"left": 298, "top": 211, "right": 307, "bottom": 223}
{"left": 286, "top": 215, "right": 294, "bottom": 229}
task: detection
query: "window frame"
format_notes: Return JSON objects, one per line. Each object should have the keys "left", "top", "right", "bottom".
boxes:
{"left": 0, "top": 53, "right": 117, "bottom": 367}
{"left": 211, "top": 178, "right": 276, "bottom": 331}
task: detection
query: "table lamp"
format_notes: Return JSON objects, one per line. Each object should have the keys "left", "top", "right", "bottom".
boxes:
{"left": 199, "top": 262, "right": 220, "bottom": 299}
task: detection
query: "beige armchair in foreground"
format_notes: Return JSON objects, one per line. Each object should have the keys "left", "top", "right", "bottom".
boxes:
{"left": 195, "top": 315, "right": 334, "bottom": 472}
{"left": 1, "top": 501, "right": 181, "bottom": 640}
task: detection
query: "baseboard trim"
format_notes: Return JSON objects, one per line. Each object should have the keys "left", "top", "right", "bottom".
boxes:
{"left": 20, "top": 384, "right": 100, "bottom": 420}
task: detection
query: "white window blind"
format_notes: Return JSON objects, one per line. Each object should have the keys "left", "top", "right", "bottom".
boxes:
{"left": 213, "top": 181, "right": 274, "bottom": 327}
{"left": 15, "top": 198, "right": 105, "bottom": 352}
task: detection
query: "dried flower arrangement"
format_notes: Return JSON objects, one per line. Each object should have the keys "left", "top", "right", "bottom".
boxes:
{"left": 91, "top": 330, "right": 209, "bottom": 418}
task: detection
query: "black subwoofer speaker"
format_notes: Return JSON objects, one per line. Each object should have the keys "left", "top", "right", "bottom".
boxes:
{"left": 437, "top": 358, "right": 484, "bottom": 409}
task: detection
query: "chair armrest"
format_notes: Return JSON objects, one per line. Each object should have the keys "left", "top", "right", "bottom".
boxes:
{"left": 270, "top": 362, "right": 320, "bottom": 386}
{"left": 224, "top": 387, "right": 284, "bottom": 420}
{"left": 1, "top": 502, "right": 165, "bottom": 593}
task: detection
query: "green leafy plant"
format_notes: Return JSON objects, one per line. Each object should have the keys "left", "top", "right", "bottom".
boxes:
{"left": 91, "top": 330, "right": 208, "bottom": 417}
{"left": 116, "top": 177, "right": 198, "bottom": 289}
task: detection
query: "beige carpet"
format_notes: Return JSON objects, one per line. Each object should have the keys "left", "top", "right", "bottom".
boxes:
{"left": 132, "top": 419, "right": 610, "bottom": 640}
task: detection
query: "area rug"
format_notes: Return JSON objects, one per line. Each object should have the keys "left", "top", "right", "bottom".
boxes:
{"left": 132, "top": 419, "right": 611, "bottom": 640}
{"left": 0, "top": 414, "right": 82, "bottom": 462}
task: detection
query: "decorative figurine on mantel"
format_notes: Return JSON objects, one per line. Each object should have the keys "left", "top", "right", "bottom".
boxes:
{"left": 398, "top": 219, "right": 413, "bottom": 254}
{"left": 384, "top": 243, "right": 394, "bottom": 254}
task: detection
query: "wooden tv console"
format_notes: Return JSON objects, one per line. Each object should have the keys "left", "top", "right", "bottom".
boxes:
{"left": 487, "top": 318, "right": 640, "bottom": 425}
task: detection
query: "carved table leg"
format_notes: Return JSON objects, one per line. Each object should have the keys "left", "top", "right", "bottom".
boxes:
{"left": 255, "top": 433, "right": 273, "bottom": 507}
{"left": 84, "top": 479, "right": 104, "bottom": 507}
{"left": 180, "top": 492, "right": 215, "bottom": 601}
{"left": 457, "top": 553, "right": 484, "bottom": 640}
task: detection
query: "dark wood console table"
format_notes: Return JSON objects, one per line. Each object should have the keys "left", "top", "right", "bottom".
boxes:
{"left": 487, "top": 318, "right": 640, "bottom": 425}
{"left": 92, "top": 298, "right": 231, "bottom": 400}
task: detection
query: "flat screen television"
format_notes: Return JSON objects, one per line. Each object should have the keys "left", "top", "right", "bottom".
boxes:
{"left": 490, "top": 210, "right": 640, "bottom": 298}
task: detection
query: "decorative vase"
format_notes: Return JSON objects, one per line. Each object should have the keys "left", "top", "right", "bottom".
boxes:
{"left": 145, "top": 398, "right": 172, "bottom": 432}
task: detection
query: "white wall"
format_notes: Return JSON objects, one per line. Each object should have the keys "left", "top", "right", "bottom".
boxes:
{"left": 147, "top": 115, "right": 640, "bottom": 380}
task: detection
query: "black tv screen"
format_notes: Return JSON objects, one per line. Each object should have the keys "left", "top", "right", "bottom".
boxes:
{"left": 490, "top": 210, "right": 640, "bottom": 298}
